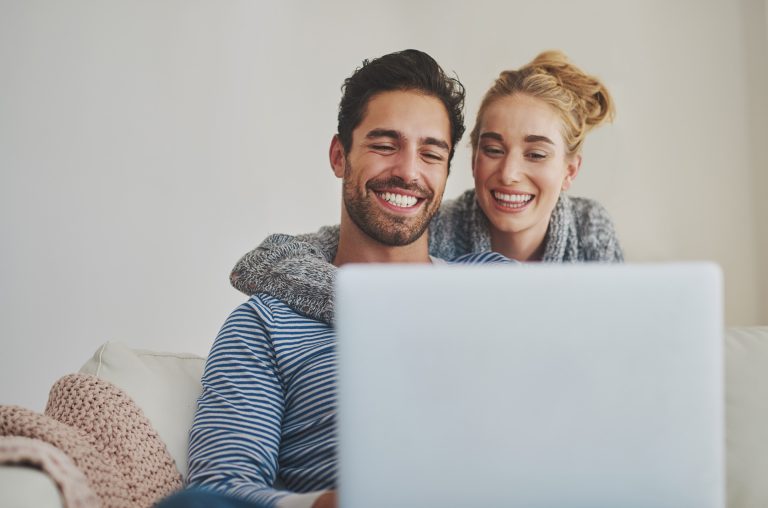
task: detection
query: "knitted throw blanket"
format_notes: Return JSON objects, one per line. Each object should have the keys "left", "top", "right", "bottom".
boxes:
{"left": 0, "top": 374, "right": 182, "bottom": 508}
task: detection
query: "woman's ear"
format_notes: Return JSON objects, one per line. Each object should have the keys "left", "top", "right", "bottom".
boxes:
{"left": 562, "top": 154, "right": 582, "bottom": 191}
{"left": 329, "top": 135, "right": 346, "bottom": 178}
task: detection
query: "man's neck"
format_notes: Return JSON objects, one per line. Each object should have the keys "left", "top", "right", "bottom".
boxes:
{"left": 333, "top": 215, "right": 432, "bottom": 267}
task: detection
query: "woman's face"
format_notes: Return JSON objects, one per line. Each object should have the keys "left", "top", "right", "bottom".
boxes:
{"left": 472, "top": 93, "right": 580, "bottom": 241}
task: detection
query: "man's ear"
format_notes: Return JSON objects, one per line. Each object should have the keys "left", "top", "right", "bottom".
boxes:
{"left": 562, "top": 153, "right": 582, "bottom": 191}
{"left": 329, "top": 135, "right": 346, "bottom": 179}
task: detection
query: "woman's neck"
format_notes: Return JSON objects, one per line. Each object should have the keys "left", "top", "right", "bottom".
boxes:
{"left": 489, "top": 221, "right": 549, "bottom": 262}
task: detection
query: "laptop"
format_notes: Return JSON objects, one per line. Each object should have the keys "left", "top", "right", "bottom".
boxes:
{"left": 335, "top": 263, "right": 723, "bottom": 508}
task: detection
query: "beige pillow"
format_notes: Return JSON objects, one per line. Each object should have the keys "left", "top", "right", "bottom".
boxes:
{"left": 79, "top": 342, "right": 205, "bottom": 479}
{"left": 726, "top": 326, "right": 768, "bottom": 508}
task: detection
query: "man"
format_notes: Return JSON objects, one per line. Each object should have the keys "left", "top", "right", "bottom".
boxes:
{"left": 159, "top": 49, "right": 505, "bottom": 508}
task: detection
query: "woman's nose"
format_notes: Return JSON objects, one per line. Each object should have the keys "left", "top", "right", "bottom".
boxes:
{"left": 499, "top": 157, "right": 523, "bottom": 184}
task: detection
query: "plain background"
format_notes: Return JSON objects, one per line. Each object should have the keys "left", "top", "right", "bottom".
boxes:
{"left": 1, "top": 0, "right": 767, "bottom": 410}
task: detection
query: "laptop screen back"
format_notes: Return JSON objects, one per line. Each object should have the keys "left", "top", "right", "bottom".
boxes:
{"left": 335, "top": 263, "right": 723, "bottom": 508}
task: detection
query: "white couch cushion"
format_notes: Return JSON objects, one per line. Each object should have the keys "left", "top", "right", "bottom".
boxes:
{"left": 726, "top": 326, "right": 768, "bottom": 508}
{"left": 78, "top": 342, "right": 204, "bottom": 479}
{"left": 0, "top": 465, "right": 62, "bottom": 508}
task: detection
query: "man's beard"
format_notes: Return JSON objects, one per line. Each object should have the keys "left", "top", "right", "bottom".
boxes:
{"left": 342, "top": 163, "right": 441, "bottom": 247}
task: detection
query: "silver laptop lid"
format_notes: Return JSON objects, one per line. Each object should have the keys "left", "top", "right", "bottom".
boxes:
{"left": 335, "top": 263, "right": 723, "bottom": 508}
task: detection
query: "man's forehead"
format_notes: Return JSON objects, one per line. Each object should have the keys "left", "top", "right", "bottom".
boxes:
{"left": 354, "top": 90, "right": 451, "bottom": 144}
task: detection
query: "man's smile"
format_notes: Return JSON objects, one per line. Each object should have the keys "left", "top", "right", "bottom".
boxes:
{"left": 376, "top": 191, "right": 421, "bottom": 209}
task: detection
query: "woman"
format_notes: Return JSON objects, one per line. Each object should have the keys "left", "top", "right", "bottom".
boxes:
{"left": 430, "top": 50, "right": 620, "bottom": 262}
{"left": 231, "top": 51, "right": 622, "bottom": 323}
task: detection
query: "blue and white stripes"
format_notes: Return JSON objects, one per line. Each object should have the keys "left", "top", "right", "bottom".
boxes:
{"left": 186, "top": 251, "right": 511, "bottom": 506}
{"left": 187, "top": 295, "right": 337, "bottom": 507}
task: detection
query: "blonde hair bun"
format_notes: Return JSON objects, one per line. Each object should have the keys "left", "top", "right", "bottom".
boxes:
{"left": 470, "top": 50, "right": 615, "bottom": 155}
{"left": 529, "top": 50, "right": 614, "bottom": 129}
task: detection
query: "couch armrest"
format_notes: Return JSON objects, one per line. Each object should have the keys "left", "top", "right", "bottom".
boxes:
{"left": 0, "top": 465, "right": 63, "bottom": 508}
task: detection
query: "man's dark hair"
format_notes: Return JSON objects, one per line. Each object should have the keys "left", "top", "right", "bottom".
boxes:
{"left": 337, "top": 49, "right": 466, "bottom": 167}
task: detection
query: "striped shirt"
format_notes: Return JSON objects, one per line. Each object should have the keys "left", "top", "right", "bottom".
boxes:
{"left": 187, "top": 252, "right": 510, "bottom": 507}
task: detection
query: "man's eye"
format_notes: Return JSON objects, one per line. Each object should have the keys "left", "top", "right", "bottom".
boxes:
{"left": 371, "top": 144, "right": 395, "bottom": 151}
{"left": 423, "top": 152, "right": 444, "bottom": 162}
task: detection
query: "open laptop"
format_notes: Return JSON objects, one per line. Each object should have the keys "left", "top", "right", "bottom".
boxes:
{"left": 335, "top": 263, "right": 723, "bottom": 508}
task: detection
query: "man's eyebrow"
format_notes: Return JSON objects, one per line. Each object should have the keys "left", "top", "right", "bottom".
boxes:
{"left": 366, "top": 129, "right": 449, "bottom": 151}
{"left": 423, "top": 137, "right": 450, "bottom": 151}
{"left": 366, "top": 129, "right": 400, "bottom": 140}
{"left": 524, "top": 134, "right": 555, "bottom": 145}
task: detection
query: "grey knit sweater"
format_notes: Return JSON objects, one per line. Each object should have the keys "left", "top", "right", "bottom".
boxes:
{"left": 230, "top": 190, "right": 623, "bottom": 324}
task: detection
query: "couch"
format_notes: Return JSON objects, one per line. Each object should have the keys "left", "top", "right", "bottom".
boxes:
{"left": 0, "top": 342, "right": 205, "bottom": 507}
{"left": 1, "top": 327, "right": 768, "bottom": 507}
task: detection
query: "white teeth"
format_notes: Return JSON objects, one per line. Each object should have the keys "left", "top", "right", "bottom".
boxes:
{"left": 493, "top": 191, "right": 533, "bottom": 208}
{"left": 380, "top": 192, "right": 418, "bottom": 208}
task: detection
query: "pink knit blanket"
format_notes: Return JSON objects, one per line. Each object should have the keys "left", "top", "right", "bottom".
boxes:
{"left": 0, "top": 374, "right": 182, "bottom": 508}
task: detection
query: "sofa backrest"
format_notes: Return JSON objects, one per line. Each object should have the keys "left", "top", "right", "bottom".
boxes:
{"left": 725, "top": 326, "right": 768, "bottom": 507}
{"left": 78, "top": 327, "right": 768, "bottom": 507}
{"left": 79, "top": 342, "right": 204, "bottom": 480}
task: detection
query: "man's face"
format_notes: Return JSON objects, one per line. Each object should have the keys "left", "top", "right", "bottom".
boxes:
{"left": 332, "top": 90, "right": 451, "bottom": 246}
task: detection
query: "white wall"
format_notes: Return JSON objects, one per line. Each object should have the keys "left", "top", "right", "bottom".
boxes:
{"left": 1, "top": 0, "right": 766, "bottom": 410}
{"left": 749, "top": 0, "right": 768, "bottom": 321}
{"left": 762, "top": 0, "right": 768, "bottom": 322}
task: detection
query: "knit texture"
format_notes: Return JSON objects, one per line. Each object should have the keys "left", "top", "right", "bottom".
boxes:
{"left": 0, "top": 373, "right": 183, "bottom": 508}
{"left": 427, "top": 190, "right": 623, "bottom": 261}
{"left": 230, "top": 192, "right": 622, "bottom": 324}
{"left": 231, "top": 229, "right": 340, "bottom": 324}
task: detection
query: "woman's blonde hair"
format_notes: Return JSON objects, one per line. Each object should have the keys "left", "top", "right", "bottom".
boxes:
{"left": 469, "top": 50, "right": 615, "bottom": 157}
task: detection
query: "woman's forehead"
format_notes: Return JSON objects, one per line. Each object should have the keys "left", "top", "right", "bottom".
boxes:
{"left": 480, "top": 94, "right": 564, "bottom": 142}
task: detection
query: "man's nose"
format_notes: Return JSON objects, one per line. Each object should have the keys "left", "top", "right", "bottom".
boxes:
{"left": 390, "top": 149, "right": 420, "bottom": 183}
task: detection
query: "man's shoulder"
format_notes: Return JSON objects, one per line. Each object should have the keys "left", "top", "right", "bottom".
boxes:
{"left": 230, "top": 294, "right": 330, "bottom": 329}
{"left": 448, "top": 251, "right": 515, "bottom": 265}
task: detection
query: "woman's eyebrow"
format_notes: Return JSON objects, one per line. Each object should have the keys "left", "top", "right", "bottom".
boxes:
{"left": 524, "top": 134, "right": 554, "bottom": 145}
{"left": 479, "top": 132, "right": 503, "bottom": 142}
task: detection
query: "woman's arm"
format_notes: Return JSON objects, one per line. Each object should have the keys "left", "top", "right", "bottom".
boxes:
{"left": 230, "top": 226, "right": 340, "bottom": 324}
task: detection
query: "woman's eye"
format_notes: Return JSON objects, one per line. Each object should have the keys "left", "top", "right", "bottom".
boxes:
{"left": 527, "top": 152, "right": 547, "bottom": 160}
{"left": 482, "top": 146, "right": 504, "bottom": 156}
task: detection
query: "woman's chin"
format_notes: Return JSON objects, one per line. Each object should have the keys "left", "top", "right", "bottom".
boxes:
{"left": 487, "top": 215, "right": 530, "bottom": 235}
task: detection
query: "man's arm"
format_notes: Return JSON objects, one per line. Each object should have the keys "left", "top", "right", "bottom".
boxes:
{"left": 186, "top": 299, "right": 329, "bottom": 507}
